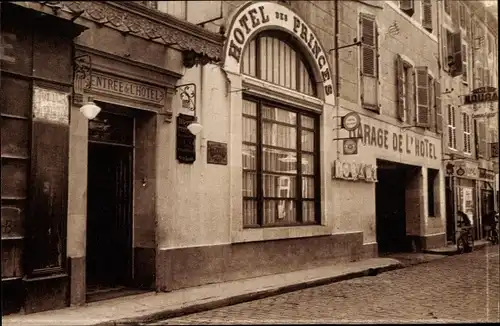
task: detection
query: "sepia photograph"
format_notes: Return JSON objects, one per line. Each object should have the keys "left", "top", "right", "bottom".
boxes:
{"left": 1, "top": 0, "right": 499, "bottom": 324}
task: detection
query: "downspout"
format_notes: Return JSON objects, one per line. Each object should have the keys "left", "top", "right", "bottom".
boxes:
{"left": 334, "top": 0, "right": 340, "bottom": 159}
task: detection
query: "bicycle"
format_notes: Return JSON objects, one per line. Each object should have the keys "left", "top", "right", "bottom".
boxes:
{"left": 456, "top": 226, "right": 474, "bottom": 254}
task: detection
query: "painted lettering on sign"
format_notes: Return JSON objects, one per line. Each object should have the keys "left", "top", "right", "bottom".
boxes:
{"left": 332, "top": 160, "right": 378, "bottom": 182}
{"left": 90, "top": 73, "right": 165, "bottom": 104}
{"left": 348, "top": 123, "right": 439, "bottom": 160}
{"left": 224, "top": 2, "right": 334, "bottom": 98}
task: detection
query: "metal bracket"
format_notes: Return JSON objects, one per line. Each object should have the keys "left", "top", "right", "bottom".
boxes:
{"left": 328, "top": 39, "right": 363, "bottom": 54}
{"left": 332, "top": 136, "right": 362, "bottom": 141}
{"left": 229, "top": 87, "right": 249, "bottom": 93}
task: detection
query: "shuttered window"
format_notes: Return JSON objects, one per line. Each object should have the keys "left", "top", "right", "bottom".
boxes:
{"left": 462, "top": 113, "right": 471, "bottom": 154}
{"left": 442, "top": 28, "right": 453, "bottom": 72}
{"left": 360, "top": 13, "right": 379, "bottom": 112}
{"left": 462, "top": 41, "right": 468, "bottom": 82}
{"left": 450, "top": 1, "right": 459, "bottom": 25}
{"left": 477, "top": 121, "right": 487, "bottom": 158}
{"left": 434, "top": 80, "right": 442, "bottom": 134}
{"left": 447, "top": 105, "right": 457, "bottom": 149}
{"left": 421, "top": 0, "right": 432, "bottom": 32}
{"left": 241, "top": 33, "right": 316, "bottom": 97}
{"left": 428, "top": 75, "right": 435, "bottom": 131}
{"left": 416, "top": 67, "right": 429, "bottom": 127}
{"left": 450, "top": 31, "right": 463, "bottom": 77}
{"left": 400, "top": 0, "right": 414, "bottom": 17}
{"left": 444, "top": 0, "right": 451, "bottom": 16}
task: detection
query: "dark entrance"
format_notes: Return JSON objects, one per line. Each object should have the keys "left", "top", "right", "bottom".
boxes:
{"left": 376, "top": 160, "right": 417, "bottom": 253}
{"left": 86, "top": 108, "right": 134, "bottom": 300}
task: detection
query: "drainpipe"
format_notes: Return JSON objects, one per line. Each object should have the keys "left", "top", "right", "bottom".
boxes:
{"left": 334, "top": 0, "right": 340, "bottom": 159}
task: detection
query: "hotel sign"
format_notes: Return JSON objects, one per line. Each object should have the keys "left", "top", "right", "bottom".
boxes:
{"left": 223, "top": 1, "right": 334, "bottom": 103}
{"left": 90, "top": 72, "right": 165, "bottom": 105}
{"left": 332, "top": 160, "right": 378, "bottom": 182}
{"left": 463, "top": 86, "right": 498, "bottom": 105}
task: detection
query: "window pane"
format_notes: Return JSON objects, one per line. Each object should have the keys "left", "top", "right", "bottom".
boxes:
{"left": 263, "top": 199, "right": 297, "bottom": 225}
{"left": 242, "top": 144, "right": 256, "bottom": 170}
{"left": 301, "top": 115, "right": 315, "bottom": 129}
{"left": 0, "top": 76, "right": 31, "bottom": 117}
{"left": 243, "top": 117, "right": 257, "bottom": 143}
{"left": 262, "top": 122, "right": 296, "bottom": 149}
{"left": 262, "top": 148, "right": 297, "bottom": 173}
{"left": 302, "top": 154, "right": 315, "bottom": 175}
{"left": 1, "top": 159, "right": 28, "bottom": 198}
{"left": 302, "top": 201, "right": 316, "bottom": 223}
{"left": 1, "top": 242, "right": 23, "bottom": 278}
{"left": 243, "top": 99, "right": 257, "bottom": 116}
{"left": 302, "top": 176, "right": 315, "bottom": 199}
{"left": 1, "top": 118, "right": 29, "bottom": 157}
{"left": 243, "top": 200, "right": 258, "bottom": 227}
{"left": 263, "top": 174, "right": 297, "bottom": 198}
{"left": 301, "top": 130, "right": 315, "bottom": 152}
{"left": 243, "top": 171, "right": 257, "bottom": 197}
{"left": 262, "top": 106, "right": 297, "bottom": 124}
{"left": 1, "top": 201, "right": 26, "bottom": 238}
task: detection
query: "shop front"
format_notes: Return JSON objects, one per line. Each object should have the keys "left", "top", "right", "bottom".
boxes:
{"left": 343, "top": 113, "right": 445, "bottom": 253}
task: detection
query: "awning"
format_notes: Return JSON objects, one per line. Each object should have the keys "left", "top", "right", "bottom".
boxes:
{"left": 11, "top": 1, "right": 225, "bottom": 62}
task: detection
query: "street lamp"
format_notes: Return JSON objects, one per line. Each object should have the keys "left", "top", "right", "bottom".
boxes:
{"left": 80, "top": 96, "right": 101, "bottom": 120}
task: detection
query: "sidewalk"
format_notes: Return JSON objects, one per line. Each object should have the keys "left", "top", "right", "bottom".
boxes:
{"left": 4, "top": 257, "right": 404, "bottom": 326}
{"left": 423, "top": 239, "right": 490, "bottom": 255}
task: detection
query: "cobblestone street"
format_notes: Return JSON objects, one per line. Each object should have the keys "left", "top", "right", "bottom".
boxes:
{"left": 150, "top": 246, "right": 500, "bottom": 324}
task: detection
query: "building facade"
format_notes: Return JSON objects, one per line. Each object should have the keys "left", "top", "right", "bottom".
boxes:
{"left": 2, "top": 0, "right": 496, "bottom": 316}
{"left": 439, "top": 0, "right": 498, "bottom": 244}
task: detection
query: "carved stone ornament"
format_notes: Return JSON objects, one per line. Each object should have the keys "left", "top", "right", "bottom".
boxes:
{"left": 22, "top": 1, "right": 225, "bottom": 62}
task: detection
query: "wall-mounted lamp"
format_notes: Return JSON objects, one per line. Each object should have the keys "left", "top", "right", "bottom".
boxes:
{"left": 80, "top": 96, "right": 101, "bottom": 120}
{"left": 175, "top": 83, "right": 202, "bottom": 135}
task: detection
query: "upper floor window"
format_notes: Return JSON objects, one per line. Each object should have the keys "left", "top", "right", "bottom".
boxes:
{"left": 360, "top": 13, "right": 379, "bottom": 112}
{"left": 462, "top": 113, "right": 471, "bottom": 154}
{"left": 459, "top": 2, "right": 466, "bottom": 30}
{"left": 241, "top": 32, "right": 316, "bottom": 97}
{"left": 400, "top": 0, "right": 415, "bottom": 17}
{"left": 444, "top": 0, "right": 451, "bottom": 16}
{"left": 462, "top": 40, "right": 468, "bottom": 83}
{"left": 442, "top": 27, "right": 463, "bottom": 77}
{"left": 421, "top": 0, "right": 432, "bottom": 33}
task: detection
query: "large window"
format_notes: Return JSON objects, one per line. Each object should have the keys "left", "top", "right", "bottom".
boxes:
{"left": 242, "top": 32, "right": 316, "bottom": 97}
{"left": 242, "top": 98, "right": 320, "bottom": 227}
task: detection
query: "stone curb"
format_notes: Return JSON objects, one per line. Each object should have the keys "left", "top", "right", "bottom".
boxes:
{"left": 95, "top": 263, "right": 404, "bottom": 326}
{"left": 423, "top": 241, "right": 491, "bottom": 256}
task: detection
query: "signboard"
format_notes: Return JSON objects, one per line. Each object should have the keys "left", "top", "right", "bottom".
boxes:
{"left": 348, "top": 121, "right": 440, "bottom": 160}
{"left": 332, "top": 160, "right": 378, "bottom": 182}
{"left": 445, "top": 160, "right": 479, "bottom": 179}
{"left": 463, "top": 86, "right": 498, "bottom": 105}
{"left": 32, "top": 87, "right": 69, "bottom": 124}
{"left": 479, "top": 168, "right": 495, "bottom": 180}
{"left": 176, "top": 114, "right": 196, "bottom": 164}
{"left": 89, "top": 72, "right": 165, "bottom": 106}
{"left": 207, "top": 141, "right": 228, "bottom": 165}
{"left": 343, "top": 139, "right": 358, "bottom": 155}
{"left": 223, "top": 1, "right": 334, "bottom": 103}
{"left": 341, "top": 112, "right": 361, "bottom": 131}
{"left": 459, "top": 186, "right": 475, "bottom": 225}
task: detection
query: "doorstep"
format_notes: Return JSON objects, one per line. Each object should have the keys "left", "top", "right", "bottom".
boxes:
{"left": 3, "top": 257, "right": 403, "bottom": 326}
{"left": 423, "top": 239, "right": 491, "bottom": 256}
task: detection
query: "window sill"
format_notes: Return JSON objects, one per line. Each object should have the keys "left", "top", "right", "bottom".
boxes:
{"left": 232, "top": 224, "right": 333, "bottom": 243}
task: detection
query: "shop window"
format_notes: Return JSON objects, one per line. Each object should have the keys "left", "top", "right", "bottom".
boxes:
{"left": 360, "top": 13, "right": 379, "bottom": 112}
{"left": 447, "top": 105, "right": 457, "bottom": 150}
{"left": 462, "top": 113, "right": 472, "bottom": 154}
{"left": 241, "top": 98, "right": 319, "bottom": 227}
{"left": 400, "top": 0, "right": 414, "bottom": 17}
{"left": 241, "top": 33, "right": 316, "bottom": 97}
{"left": 427, "top": 168, "right": 439, "bottom": 217}
{"left": 421, "top": 0, "right": 432, "bottom": 33}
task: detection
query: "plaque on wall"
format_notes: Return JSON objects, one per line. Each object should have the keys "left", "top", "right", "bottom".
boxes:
{"left": 32, "top": 87, "right": 69, "bottom": 124}
{"left": 207, "top": 141, "right": 228, "bottom": 165}
{"left": 176, "top": 114, "right": 196, "bottom": 164}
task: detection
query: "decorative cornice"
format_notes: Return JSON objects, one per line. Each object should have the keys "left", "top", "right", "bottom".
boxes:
{"left": 13, "top": 1, "right": 225, "bottom": 62}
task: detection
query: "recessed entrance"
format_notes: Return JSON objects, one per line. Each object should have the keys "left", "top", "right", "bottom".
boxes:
{"left": 86, "top": 107, "right": 134, "bottom": 301}
{"left": 376, "top": 160, "right": 420, "bottom": 254}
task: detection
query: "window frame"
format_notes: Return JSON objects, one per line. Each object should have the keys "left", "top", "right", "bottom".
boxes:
{"left": 400, "top": 0, "right": 415, "bottom": 17}
{"left": 359, "top": 12, "right": 380, "bottom": 113}
{"left": 443, "top": 0, "right": 451, "bottom": 17}
{"left": 241, "top": 95, "right": 321, "bottom": 228}
{"left": 462, "top": 112, "right": 471, "bottom": 154}
{"left": 462, "top": 39, "right": 468, "bottom": 83}
{"left": 420, "top": 0, "right": 433, "bottom": 33}
{"left": 447, "top": 105, "right": 457, "bottom": 150}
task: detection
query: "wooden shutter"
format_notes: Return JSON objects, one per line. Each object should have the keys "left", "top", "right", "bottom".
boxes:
{"left": 396, "top": 54, "right": 405, "bottom": 121}
{"left": 422, "top": 0, "right": 432, "bottom": 32}
{"left": 450, "top": 1, "right": 459, "bottom": 26}
{"left": 477, "top": 121, "right": 486, "bottom": 157}
{"left": 360, "top": 14, "right": 376, "bottom": 77}
{"left": 450, "top": 31, "right": 463, "bottom": 77}
{"left": 459, "top": 3, "right": 465, "bottom": 29}
{"left": 416, "top": 67, "right": 429, "bottom": 127}
{"left": 400, "top": 0, "right": 414, "bottom": 16}
{"left": 484, "top": 69, "right": 491, "bottom": 86}
{"left": 434, "top": 80, "right": 442, "bottom": 134}
{"left": 442, "top": 27, "right": 448, "bottom": 71}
